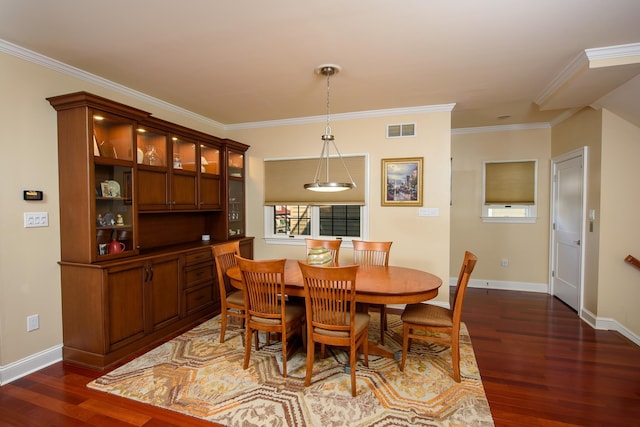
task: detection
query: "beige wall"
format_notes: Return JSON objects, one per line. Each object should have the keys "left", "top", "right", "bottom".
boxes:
{"left": 451, "top": 128, "right": 551, "bottom": 287}
{"left": 228, "top": 111, "right": 452, "bottom": 290}
{"left": 598, "top": 109, "right": 640, "bottom": 334}
{"left": 551, "top": 108, "right": 602, "bottom": 314}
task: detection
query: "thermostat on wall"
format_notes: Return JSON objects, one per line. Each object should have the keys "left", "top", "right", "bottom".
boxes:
{"left": 23, "top": 190, "right": 43, "bottom": 201}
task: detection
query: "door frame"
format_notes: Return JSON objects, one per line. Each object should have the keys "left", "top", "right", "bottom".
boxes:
{"left": 549, "top": 146, "right": 588, "bottom": 314}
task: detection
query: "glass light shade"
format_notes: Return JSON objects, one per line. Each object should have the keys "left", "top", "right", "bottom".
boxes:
{"left": 304, "top": 181, "right": 355, "bottom": 192}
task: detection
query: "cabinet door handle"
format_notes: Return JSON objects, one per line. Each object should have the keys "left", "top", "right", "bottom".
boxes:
{"left": 149, "top": 266, "right": 154, "bottom": 282}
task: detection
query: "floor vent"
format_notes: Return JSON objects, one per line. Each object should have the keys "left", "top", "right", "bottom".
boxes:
{"left": 387, "top": 123, "right": 416, "bottom": 138}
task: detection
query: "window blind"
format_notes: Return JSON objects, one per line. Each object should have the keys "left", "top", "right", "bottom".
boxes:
{"left": 264, "top": 156, "right": 366, "bottom": 205}
{"left": 484, "top": 161, "right": 535, "bottom": 205}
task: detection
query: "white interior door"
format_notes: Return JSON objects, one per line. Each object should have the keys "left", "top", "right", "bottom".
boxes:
{"left": 551, "top": 150, "right": 585, "bottom": 311}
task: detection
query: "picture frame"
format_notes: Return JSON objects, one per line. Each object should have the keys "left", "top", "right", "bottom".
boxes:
{"left": 100, "top": 182, "right": 111, "bottom": 198}
{"left": 381, "top": 157, "right": 423, "bottom": 206}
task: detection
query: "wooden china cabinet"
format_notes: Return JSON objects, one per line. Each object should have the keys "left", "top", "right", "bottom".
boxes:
{"left": 48, "top": 92, "right": 252, "bottom": 369}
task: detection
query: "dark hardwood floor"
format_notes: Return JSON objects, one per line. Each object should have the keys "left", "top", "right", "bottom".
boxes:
{"left": 462, "top": 288, "right": 640, "bottom": 427}
{"left": 1, "top": 288, "right": 638, "bottom": 426}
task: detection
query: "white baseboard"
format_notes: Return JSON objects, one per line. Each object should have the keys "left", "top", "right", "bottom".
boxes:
{"left": 0, "top": 345, "right": 62, "bottom": 385}
{"left": 462, "top": 278, "right": 549, "bottom": 293}
{"left": 582, "top": 307, "right": 640, "bottom": 347}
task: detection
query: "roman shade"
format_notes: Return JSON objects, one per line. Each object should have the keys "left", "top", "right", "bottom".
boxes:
{"left": 264, "top": 156, "right": 366, "bottom": 205}
{"left": 484, "top": 161, "right": 536, "bottom": 205}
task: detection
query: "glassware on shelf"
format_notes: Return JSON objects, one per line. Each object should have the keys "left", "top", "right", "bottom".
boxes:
{"left": 143, "top": 145, "right": 161, "bottom": 166}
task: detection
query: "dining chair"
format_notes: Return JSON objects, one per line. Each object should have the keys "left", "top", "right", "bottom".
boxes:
{"left": 400, "top": 250, "right": 478, "bottom": 382}
{"left": 352, "top": 240, "right": 392, "bottom": 345}
{"left": 212, "top": 241, "right": 245, "bottom": 343}
{"left": 236, "top": 256, "right": 305, "bottom": 378}
{"left": 298, "top": 261, "right": 369, "bottom": 397}
{"left": 305, "top": 238, "right": 341, "bottom": 265}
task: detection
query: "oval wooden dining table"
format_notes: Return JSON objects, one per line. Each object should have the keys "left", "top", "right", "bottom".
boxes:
{"left": 226, "top": 259, "right": 443, "bottom": 358}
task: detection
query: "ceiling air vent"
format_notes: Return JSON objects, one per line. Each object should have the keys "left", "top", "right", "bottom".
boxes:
{"left": 387, "top": 123, "right": 416, "bottom": 138}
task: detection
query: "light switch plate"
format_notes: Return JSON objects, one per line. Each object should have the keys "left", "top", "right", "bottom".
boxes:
{"left": 418, "top": 208, "right": 440, "bottom": 217}
{"left": 24, "top": 212, "right": 49, "bottom": 228}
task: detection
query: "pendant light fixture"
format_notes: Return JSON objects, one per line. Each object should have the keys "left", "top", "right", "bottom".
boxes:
{"left": 304, "top": 64, "right": 356, "bottom": 192}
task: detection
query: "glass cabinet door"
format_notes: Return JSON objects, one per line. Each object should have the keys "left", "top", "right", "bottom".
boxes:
{"left": 199, "top": 143, "right": 221, "bottom": 209}
{"left": 92, "top": 112, "right": 136, "bottom": 259}
{"left": 169, "top": 136, "right": 198, "bottom": 209}
{"left": 92, "top": 112, "right": 134, "bottom": 162}
{"left": 228, "top": 150, "right": 245, "bottom": 238}
{"left": 136, "top": 127, "right": 169, "bottom": 210}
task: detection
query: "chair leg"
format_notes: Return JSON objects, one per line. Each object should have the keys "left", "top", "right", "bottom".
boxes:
{"left": 254, "top": 330, "right": 260, "bottom": 350}
{"left": 350, "top": 342, "right": 357, "bottom": 397}
{"left": 400, "top": 323, "right": 410, "bottom": 371}
{"left": 219, "top": 311, "right": 228, "bottom": 343}
{"left": 380, "top": 305, "right": 386, "bottom": 345}
{"left": 305, "top": 337, "right": 315, "bottom": 387}
{"left": 363, "top": 328, "right": 369, "bottom": 368}
{"left": 243, "top": 327, "right": 253, "bottom": 370}
{"left": 281, "top": 330, "right": 288, "bottom": 378}
{"left": 451, "top": 334, "right": 461, "bottom": 382}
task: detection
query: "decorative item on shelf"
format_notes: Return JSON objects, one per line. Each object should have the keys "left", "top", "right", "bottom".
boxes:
{"left": 93, "top": 134, "right": 100, "bottom": 156}
{"left": 102, "top": 212, "right": 115, "bottom": 226}
{"left": 116, "top": 213, "right": 124, "bottom": 226}
{"left": 108, "top": 239, "right": 126, "bottom": 254}
{"left": 137, "top": 147, "right": 144, "bottom": 164}
{"left": 201, "top": 156, "right": 208, "bottom": 173}
{"left": 101, "top": 180, "right": 121, "bottom": 197}
{"left": 304, "top": 64, "right": 356, "bottom": 192}
{"left": 173, "top": 152, "right": 182, "bottom": 169}
{"left": 96, "top": 213, "right": 104, "bottom": 227}
{"left": 100, "top": 140, "right": 117, "bottom": 159}
{"left": 98, "top": 243, "right": 108, "bottom": 255}
{"left": 143, "top": 145, "right": 161, "bottom": 166}
{"left": 307, "top": 247, "right": 333, "bottom": 266}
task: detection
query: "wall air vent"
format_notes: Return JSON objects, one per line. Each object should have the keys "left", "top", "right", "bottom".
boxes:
{"left": 387, "top": 123, "right": 416, "bottom": 138}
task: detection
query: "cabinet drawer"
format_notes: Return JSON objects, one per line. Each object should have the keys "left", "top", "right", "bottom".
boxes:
{"left": 185, "top": 285, "right": 213, "bottom": 314}
{"left": 184, "top": 264, "right": 214, "bottom": 288}
{"left": 184, "top": 249, "right": 213, "bottom": 266}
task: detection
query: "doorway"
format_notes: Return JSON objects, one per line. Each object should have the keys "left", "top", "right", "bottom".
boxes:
{"left": 550, "top": 147, "right": 587, "bottom": 312}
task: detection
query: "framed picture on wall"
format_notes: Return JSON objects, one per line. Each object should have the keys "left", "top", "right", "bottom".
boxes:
{"left": 381, "top": 157, "right": 423, "bottom": 206}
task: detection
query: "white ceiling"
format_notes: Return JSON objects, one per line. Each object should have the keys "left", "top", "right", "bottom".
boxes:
{"left": 1, "top": 0, "right": 640, "bottom": 129}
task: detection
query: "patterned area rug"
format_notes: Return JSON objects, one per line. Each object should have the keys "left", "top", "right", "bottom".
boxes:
{"left": 88, "top": 313, "right": 494, "bottom": 426}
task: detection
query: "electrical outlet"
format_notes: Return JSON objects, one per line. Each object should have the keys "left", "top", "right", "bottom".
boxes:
{"left": 27, "top": 314, "right": 39, "bottom": 332}
{"left": 24, "top": 212, "right": 49, "bottom": 228}
{"left": 501, "top": 258, "right": 509, "bottom": 267}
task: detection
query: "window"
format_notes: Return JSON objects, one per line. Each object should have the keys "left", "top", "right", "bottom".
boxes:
{"left": 263, "top": 155, "right": 368, "bottom": 246}
{"left": 482, "top": 160, "right": 537, "bottom": 223}
{"left": 265, "top": 204, "right": 364, "bottom": 244}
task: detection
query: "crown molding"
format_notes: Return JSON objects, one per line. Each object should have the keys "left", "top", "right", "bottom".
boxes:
{"left": 586, "top": 42, "right": 640, "bottom": 66}
{"left": 535, "top": 42, "right": 640, "bottom": 108}
{"left": 534, "top": 51, "right": 589, "bottom": 107}
{"left": 0, "top": 39, "right": 225, "bottom": 130}
{"left": 452, "top": 122, "right": 550, "bottom": 134}
{"left": 224, "top": 104, "right": 456, "bottom": 130}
